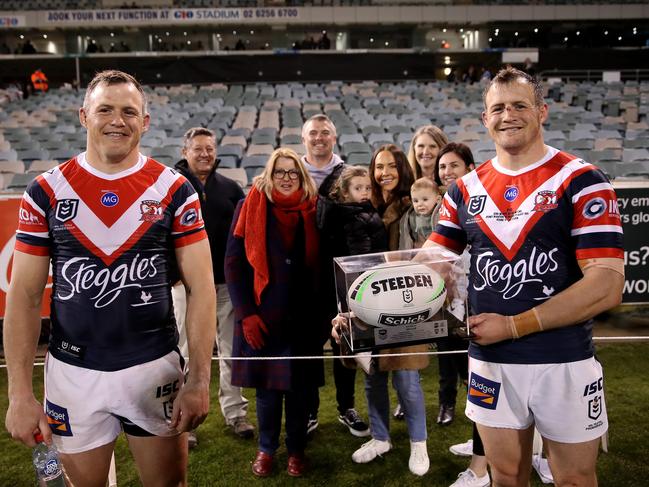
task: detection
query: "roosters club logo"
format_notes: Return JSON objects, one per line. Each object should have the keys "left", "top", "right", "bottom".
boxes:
{"left": 140, "top": 200, "right": 163, "bottom": 222}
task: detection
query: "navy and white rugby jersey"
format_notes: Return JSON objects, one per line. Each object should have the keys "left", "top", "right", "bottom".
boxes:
{"left": 16, "top": 153, "right": 207, "bottom": 371}
{"left": 430, "top": 147, "right": 623, "bottom": 364}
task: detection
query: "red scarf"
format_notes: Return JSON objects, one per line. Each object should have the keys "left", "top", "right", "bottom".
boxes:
{"left": 233, "top": 186, "right": 318, "bottom": 305}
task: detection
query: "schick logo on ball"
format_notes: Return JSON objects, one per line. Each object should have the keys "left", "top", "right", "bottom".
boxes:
{"left": 378, "top": 310, "right": 431, "bottom": 326}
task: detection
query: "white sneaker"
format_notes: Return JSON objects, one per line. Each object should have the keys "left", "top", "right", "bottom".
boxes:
{"left": 351, "top": 438, "right": 392, "bottom": 464}
{"left": 409, "top": 440, "right": 429, "bottom": 476}
{"left": 532, "top": 454, "right": 554, "bottom": 484}
{"left": 449, "top": 439, "right": 473, "bottom": 457}
{"left": 449, "top": 468, "right": 490, "bottom": 487}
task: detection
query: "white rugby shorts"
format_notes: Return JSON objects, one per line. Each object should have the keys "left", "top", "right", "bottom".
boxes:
{"left": 465, "top": 357, "right": 608, "bottom": 443}
{"left": 44, "top": 350, "right": 186, "bottom": 454}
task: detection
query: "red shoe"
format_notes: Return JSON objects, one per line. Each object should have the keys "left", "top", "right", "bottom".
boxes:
{"left": 287, "top": 453, "right": 307, "bottom": 477}
{"left": 252, "top": 450, "right": 273, "bottom": 477}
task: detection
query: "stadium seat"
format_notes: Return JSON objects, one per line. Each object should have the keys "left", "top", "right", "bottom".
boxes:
{"left": 217, "top": 167, "right": 248, "bottom": 188}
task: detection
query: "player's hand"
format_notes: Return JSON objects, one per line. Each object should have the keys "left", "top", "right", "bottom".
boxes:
{"left": 5, "top": 395, "right": 51, "bottom": 447}
{"left": 169, "top": 379, "right": 209, "bottom": 433}
{"left": 331, "top": 313, "right": 351, "bottom": 344}
{"left": 242, "top": 314, "right": 268, "bottom": 350}
{"left": 468, "top": 313, "right": 513, "bottom": 345}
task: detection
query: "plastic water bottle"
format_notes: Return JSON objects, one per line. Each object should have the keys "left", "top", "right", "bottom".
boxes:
{"left": 33, "top": 433, "right": 65, "bottom": 486}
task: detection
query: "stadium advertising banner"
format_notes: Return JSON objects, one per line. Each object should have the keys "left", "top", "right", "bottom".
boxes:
{"left": 0, "top": 15, "right": 26, "bottom": 28}
{"left": 616, "top": 183, "right": 649, "bottom": 304}
{"left": 0, "top": 196, "right": 51, "bottom": 318}
{"left": 41, "top": 7, "right": 302, "bottom": 26}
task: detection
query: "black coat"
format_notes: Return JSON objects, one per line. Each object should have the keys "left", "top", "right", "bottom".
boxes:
{"left": 174, "top": 159, "right": 244, "bottom": 284}
{"left": 327, "top": 200, "right": 388, "bottom": 257}
{"left": 225, "top": 202, "right": 326, "bottom": 391}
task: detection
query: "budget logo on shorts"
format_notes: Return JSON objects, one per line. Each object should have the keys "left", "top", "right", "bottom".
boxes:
{"left": 588, "top": 395, "right": 602, "bottom": 420}
{"left": 468, "top": 373, "right": 500, "bottom": 410}
{"left": 45, "top": 400, "right": 73, "bottom": 436}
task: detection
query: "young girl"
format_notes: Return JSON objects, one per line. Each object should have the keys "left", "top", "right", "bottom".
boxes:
{"left": 328, "top": 165, "right": 388, "bottom": 257}
{"left": 337, "top": 144, "right": 430, "bottom": 477}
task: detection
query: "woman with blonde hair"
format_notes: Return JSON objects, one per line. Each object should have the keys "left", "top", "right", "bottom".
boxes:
{"left": 225, "top": 148, "right": 325, "bottom": 478}
{"left": 407, "top": 125, "right": 449, "bottom": 180}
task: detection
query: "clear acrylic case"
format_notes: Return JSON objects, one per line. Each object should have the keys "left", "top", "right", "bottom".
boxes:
{"left": 333, "top": 247, "right": 469, "bottom": 354}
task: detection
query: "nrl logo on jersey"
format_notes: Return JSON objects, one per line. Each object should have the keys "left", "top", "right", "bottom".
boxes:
{"left": 468, "top": 195, "right": 486, "bottom": 216}
{"left": 55, "top": 199, "right": 79, "bottom": 222}
{"left": 140, "top": 200, "right": 164, "bottom": 222}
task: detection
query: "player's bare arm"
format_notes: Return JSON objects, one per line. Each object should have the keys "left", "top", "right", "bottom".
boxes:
{"left": 170, "top": 238, "right": 216, "bottom": 432}
{"left": 469, "top": 257, "right": 624, "bottom": 345}
{"left": 4, "top": 251, "right": 51, "bottom": 447}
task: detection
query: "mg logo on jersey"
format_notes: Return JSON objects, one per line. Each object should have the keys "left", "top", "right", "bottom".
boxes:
{"left": 468, "top": 195, "right": 486, "bottom": 216}
{"left": 588, "top": 395, "right": 602, "bottom": 420}
{"left": 100, "top": 192, "right": 119, "bottom": 207}
{"left": 504, "top": 186, "right": 519, "bottom": 202}
{"left": 55, "top": 199, "right": 78, "bottom": 222}
{"left": 140, "top": 200, "right": 164, "bottom": 222}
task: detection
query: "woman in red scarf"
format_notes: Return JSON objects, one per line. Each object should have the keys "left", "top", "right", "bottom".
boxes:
{"left": 225, "top": 148, "right": 324, "bottom": 478}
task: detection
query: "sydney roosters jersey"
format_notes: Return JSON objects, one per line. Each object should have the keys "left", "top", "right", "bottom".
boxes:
{"left": 16, "top": 153, "right": 207, "bottom": 371}
{"left": 430, "top": 147, "right": 623, "bottom": 364}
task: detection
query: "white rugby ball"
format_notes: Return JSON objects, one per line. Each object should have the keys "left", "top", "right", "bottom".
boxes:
{"left": 347, "top": 262, "right": 447, "bottom": 327}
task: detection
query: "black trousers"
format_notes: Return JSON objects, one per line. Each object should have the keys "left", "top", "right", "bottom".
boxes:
{"left": 307, "top": 338, "right": 357, "bottom": 416}
{"left": 436, "top": 335, "right": 469, "bottom": 407}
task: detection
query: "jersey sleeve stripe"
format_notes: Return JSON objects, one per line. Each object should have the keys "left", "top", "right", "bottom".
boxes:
{"left": 576, "top": 248, "right": 624, "bottom": 259}
{"left": 571, "top": 225, "right": 623, "bottom": 236}
{"left": 174, "top": 228, "right": 207, "bottom": 248}
{"left": 173, "top": 191, "right": 200, "bottom": 217}
{"left": 22, "top": 191, "right": 47, "bottom": 217}
{"left": 571, "top": 183, "right": 615, "bottom": 204}
{"left": 15, "top": 239, "right": 50, "bottom": 256}
{"left": 438, "top": 220, "right": 462, "bottom": 230}
{"left": 17, "top": 230, "right": 49, "bottom": 238}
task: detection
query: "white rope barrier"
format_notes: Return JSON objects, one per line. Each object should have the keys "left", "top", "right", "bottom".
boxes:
{"left": 2, "top": 335, "right": 647, "bottom": 369}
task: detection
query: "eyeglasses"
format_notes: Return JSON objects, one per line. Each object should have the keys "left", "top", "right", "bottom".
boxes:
{"left": 273, "top": 169, "right": 300, "bottom": 180}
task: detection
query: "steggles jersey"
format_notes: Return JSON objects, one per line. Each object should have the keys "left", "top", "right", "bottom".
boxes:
{"left": 430, "top": 147, "right": 623, "bottom": 364}
{"left": 16, "top": 153, "right": 207, "bottom": 371}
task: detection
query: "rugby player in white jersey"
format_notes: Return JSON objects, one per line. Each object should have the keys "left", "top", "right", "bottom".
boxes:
{"left": 425, "top": 67, "right": 624, "bottom": 487}
{"left": 4, "top": 70, "right": 216, "bottom": 486}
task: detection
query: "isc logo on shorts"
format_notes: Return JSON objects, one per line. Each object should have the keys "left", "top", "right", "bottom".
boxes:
{"left": 467, "top": 373, "right": 500, "bottom": 410}
{"left": 46, "top": 400, "right": 73, "bottom": 437}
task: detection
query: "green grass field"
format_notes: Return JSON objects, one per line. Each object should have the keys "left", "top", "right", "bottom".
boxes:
{"left": 1, "top": 343, "right": 648, "bottom": 486}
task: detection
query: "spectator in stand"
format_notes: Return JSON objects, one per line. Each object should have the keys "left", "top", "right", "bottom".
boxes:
{"left": 30, "top": 68, "right": 48, "bottom": 94}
